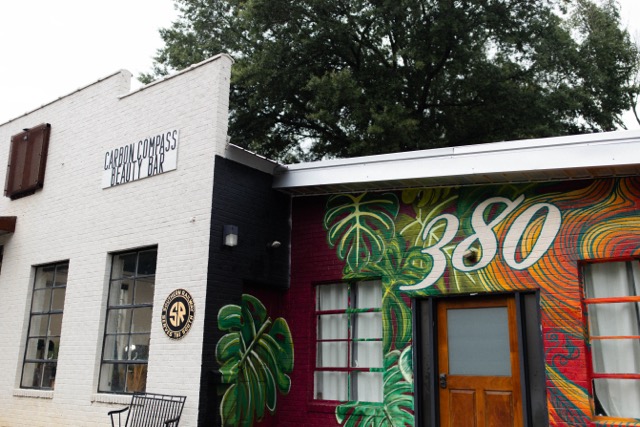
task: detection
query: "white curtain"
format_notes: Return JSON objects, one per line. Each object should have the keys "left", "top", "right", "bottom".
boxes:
{"left": 316, "top": 283, "right": 348, "bottom": 400}
{"left": 585, "top": 261, "right": 640, "bottom": 419}
{"left": 353, "top": 281, "right": 383, "bottom": 402}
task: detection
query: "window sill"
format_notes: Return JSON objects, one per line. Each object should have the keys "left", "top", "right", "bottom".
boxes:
{"left": 307, "top": 400, "right": 338, "bottom": 414}
{"left": 307, "top": 399, "right": 384, "bottom": 414}
{"left": 13, "top": 389, "right": 53, "bottom": 399}
{"left": 91, "top": 393, "right": 132, "bottom": 405}
{"left": 593, "top": 417, "right": 640, "bottom": 426}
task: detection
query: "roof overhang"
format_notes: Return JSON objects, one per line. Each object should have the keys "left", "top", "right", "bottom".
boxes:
{"left": 273, "top": 130, "right": 640, "bottom": 195}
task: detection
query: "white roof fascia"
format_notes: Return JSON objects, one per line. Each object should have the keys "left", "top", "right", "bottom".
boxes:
{"left": 224, "top": 143, "right": 282, "bottom": 175}
{"left": 273, "top": 129, "right": 640, "bottom": 191}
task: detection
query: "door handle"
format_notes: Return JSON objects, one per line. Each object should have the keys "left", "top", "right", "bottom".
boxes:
{"left": 439, "top": 373, "right": 447, "bottom": 389}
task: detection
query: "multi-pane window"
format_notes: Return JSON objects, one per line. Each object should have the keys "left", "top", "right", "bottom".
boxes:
{"left": 583, "top": 260, "right": 640, "bottom": 420}
{"left": 21, "top": 262, "right": 68, "bottom": 389}
{"left": 314, "top": 280, "right": 383, "bottom": 402}
{"left": 99, "top": 248, "right": 156, "bottom": 393}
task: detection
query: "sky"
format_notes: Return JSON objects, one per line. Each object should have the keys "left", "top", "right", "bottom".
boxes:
{"left": 0, "top": 0, "right": 177, "bottom": 124}
{"left": 1, "top": 0, "right": 639, "bottom": 127}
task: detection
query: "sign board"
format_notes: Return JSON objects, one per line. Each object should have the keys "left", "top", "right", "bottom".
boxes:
{"left": 102, "top": 129, "right": 179, "bottom": 188}
{"left": 161, "top": 288, "right": 195, "bottom": 340}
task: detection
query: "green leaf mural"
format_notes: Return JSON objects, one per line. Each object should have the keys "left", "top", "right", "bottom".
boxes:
{"left": 398, "top": 188, "right": 457, "bottom": 249}
{"left": 363, "top": 236, "right": 432, "bottom": 289}
{"left": 398, "top": 346, "right": 413, "bottom": 385}
{"left": 216, "top": 294, "right": 294, "bottom": 426}
{"left": 325, "top": 188, "right": 492, "bottom": 427}
{"left": 346, "top": 236, "right": 426, "bottom": 352}
{"left": 336, "top": 349, "right": 414, "bottom": 427}
{"left": 328, "top": 191, "right": 440, "bottom": 427}
{"left": 324, "top": 192, "right": 399, "bottom": 273}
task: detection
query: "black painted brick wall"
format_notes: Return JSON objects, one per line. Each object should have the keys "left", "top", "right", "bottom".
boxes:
{"left": 197, "top": 156, "right": 291, "bottom": 427}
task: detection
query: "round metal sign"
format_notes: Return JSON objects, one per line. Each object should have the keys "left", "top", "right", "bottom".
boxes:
{"left": 161, "top": 289, "right": 195, "bottom": 340}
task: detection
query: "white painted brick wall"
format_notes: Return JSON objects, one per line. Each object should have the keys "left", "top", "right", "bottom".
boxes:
{"left": 0, "top": 54, "right": 232, "bottom": 426}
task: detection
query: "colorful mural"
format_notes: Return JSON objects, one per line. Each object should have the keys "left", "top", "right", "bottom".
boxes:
{"left": 321, "top": 177, "right": 640, "bottom": 426}
{"left": 216, "top": 294, "right": 294, "bottom": 426}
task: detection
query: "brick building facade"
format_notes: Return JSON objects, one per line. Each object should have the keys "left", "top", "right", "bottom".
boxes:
{"left": 270, "top": 134, "right": 640, "bottom": 427}
{"left": 0, "top": 55, "right": 238, "bottom": 426}
{"left": 1, "top": 53, "right": 639, "bottom": 427}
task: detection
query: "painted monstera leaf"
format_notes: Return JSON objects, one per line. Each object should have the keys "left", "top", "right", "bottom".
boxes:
{"left": 398, "top": 187, "right": 457, "bottom": 249}
{"left": 345, "top": 236, "right": 427, "bottom": 352}
{"left": 362, "top": 236, "right": 431, "bottom": 288}
{"left": 216, "top": 294, "right": 294, "bottom": 427}
{"left": 324, "top": 192, "right": 399, "bottom": 273}
{"left": 336, "top": 349, "right": 414, "bottom": 427}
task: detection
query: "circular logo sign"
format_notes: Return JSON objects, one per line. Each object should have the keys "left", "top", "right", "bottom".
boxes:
{"left": 161, "top": 289, "right": 195, "bottom": 340}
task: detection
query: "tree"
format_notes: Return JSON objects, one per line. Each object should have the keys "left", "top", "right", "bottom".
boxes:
{"left": 142, "top": 0, "right": 639, "bottom": 161}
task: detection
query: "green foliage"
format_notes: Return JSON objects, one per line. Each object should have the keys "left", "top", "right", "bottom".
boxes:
{"left": 568, "top": 0, "right": 639, "bottom": 130}
{"left": 336, "top": 349, "right": 414, "bottom": 427}
{"left": 216, "top": 294, "right": 294, "bottom": 426}
{"left": 146, "top": 0, "right": 638, "bottom": 160}
{"left": 324, "top": 192, "right": 399, "bottom": 274}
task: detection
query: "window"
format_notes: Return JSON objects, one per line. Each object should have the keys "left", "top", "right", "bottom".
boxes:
{"left": 583, "top": 261, "right": 640, "bottom": 420}
{"left": 314, "top": 279, "right": 383, "bottom": 402}
{"left": 21, "top": 262, "right": 68, "bottom": 389}
{"left": 99, "top": 248, "right": 156, "bottom": 393}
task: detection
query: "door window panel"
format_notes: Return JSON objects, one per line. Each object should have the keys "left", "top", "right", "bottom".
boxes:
{"left": 447, "top": 306, "right": 511, "bottom": 376}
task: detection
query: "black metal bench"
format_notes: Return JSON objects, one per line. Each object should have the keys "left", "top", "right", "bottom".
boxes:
{"left": 108, "top": 392, "right": 186, "bottom": 427}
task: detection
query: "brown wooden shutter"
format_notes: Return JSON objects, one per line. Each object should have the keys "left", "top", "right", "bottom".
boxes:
{"left": 5, "top": 123, "right": 51, "bottom": 199}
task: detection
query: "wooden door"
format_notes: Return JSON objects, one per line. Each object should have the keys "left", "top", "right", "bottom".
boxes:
{"left": 437, "top": 296, "right": 523, "bottom": 427}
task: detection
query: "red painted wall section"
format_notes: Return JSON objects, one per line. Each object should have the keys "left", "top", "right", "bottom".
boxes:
{"left": 276, "top": 195, "right": 343, "bottom": 427}
{"left": 275, "top": 177, "right": 640, "bottom": 427}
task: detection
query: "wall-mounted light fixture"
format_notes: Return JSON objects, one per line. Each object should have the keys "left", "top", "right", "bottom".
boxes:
{"left": 267, "top": 240, "right": 281, "bottom": 249}
{"left": 223, "top": 225, "right": 238, "bottom": 247}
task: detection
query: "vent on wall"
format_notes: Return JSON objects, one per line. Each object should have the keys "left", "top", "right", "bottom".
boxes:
{"left": 4, "top": 123, "right": 51, "bottom": 200}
